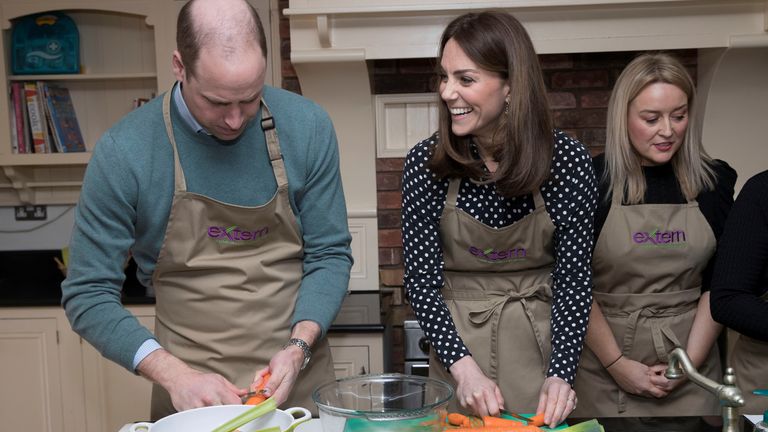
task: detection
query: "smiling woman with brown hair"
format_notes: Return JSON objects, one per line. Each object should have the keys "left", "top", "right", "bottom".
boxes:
{"left": 401, "top": 11, "right": 597, "bottom": 428}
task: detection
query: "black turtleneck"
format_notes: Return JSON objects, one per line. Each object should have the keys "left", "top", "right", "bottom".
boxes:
{"left": 592, "top": 153, "right": 737, "bottom": 290}
{"left": 710, "top": 170, "right": 768, "bottom": 341}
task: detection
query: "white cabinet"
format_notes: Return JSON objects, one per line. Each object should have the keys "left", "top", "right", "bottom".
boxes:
{"left": 0, "top": 315, "right": 66, "bottom": 432}
{"left": 328, "top": 332, "right": 384, "bottom": 379}
{"left": 0, "top": 306, "right": 155, "bottom": 432}
{"left": 0, "top": 307, "right": 90, "bottom": 432}
{"left": 81, "top": 305, "right": 155, "bottom": 431}
{"left": 0, "top": 305, "right": 386, "bottom": 431}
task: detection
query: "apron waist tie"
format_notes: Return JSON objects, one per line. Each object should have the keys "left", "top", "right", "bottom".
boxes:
{"left": 444, "top": 284, "right": 551, "bottom": 381}
{"left": 610, "top": 304, "right": 692, "bottom": 413}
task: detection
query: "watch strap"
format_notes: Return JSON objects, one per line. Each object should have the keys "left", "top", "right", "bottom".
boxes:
{"left": 284, "top": 338, "right": 311, "bottom": 370}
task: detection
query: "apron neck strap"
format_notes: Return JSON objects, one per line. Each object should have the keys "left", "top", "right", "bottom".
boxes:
{"left": 162, "top": 89, "right": 187, "bottom": 192}
{"left": 260, "top": 101, "right": 288, "bottom": 188}
{"left": 446, "top": 178, "right": 461, "bottom": 207}
{"left": 161, "top": 86, "right": 289, "bottom": 191}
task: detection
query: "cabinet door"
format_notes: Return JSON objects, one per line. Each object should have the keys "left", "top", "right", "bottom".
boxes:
{"left": 0, "top": 317, "right": 65, "bottom": 432}
{"left": 82, "top": 307, "right": 155, "bottom": 432}
{"left": 327, "top": 333, "right": 384, "bottom": 378}
{"left": 329, "top": 344, "right": 370, "bottom": 378}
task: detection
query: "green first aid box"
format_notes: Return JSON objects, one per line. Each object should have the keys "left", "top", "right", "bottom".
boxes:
{"left": 12, "top": 12, "right": 80, "bottom": 75}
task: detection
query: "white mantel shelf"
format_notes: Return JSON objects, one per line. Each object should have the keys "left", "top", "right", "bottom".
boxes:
{"left": 287, "top": 0, "right": 768, "bottom": 293}
{"left": 287, "top": 1, "right": 768, "bottom": 59}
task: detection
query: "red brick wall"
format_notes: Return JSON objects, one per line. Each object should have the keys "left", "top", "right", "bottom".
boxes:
{"left": 276, "top": 4, "right": 697, "bottom": 289}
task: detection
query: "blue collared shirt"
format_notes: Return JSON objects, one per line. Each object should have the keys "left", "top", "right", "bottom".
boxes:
{"left": 173, "top": 82, "right": 211, "bottom": 135}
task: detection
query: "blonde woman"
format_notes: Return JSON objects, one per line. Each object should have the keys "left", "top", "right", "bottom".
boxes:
{"left": 572, "top": 52, "right": 737, "bottom": 421}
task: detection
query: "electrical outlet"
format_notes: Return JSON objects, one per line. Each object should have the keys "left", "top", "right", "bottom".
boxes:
{"left": 14, "top": 205, "right": 47, "bottom": 221}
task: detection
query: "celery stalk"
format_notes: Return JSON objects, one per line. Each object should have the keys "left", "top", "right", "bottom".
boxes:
{"left": 210, "top": 398, "right": 278, "bottom": 432}
{"left": 557, "top": 419, "right": 605, "bottom": 432}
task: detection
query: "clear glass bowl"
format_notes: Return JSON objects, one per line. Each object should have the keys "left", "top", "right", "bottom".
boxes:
{"left": 312, "top": 373, "right": 454, "bottom": 432}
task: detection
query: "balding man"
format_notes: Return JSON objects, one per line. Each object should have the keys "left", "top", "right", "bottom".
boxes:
{"left": 62, "top": 0, "right": 352, "bottom": 420}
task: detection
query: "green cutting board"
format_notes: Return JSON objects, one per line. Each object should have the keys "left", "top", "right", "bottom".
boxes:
{"left": 342, "top": 414, "right": 440, "bottom": 431}
{"left": 500, "top": 413, "right": 568, "bottom": 430}
{"left": 342, "top": 412, "right": 569, "bottom": 431}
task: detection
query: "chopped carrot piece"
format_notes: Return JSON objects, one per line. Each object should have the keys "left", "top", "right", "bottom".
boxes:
{"left": 448, "top": 413, "right": 469, "bottom": 426}
{"left": 527, "top": 413, "right": 545, "bottom": 427}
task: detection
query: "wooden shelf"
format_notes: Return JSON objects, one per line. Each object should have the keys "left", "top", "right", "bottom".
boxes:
{"left": 1, "top": 152, "right": 91, "bottom": 166}
{"left": 0, "top": 3, "right": 164, "bottom": 205}
{"left": 8, "top": 72, "right": 157, "bottom": 81}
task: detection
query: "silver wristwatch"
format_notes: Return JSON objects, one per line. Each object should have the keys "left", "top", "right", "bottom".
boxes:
{"left": 284, "top": 338, "right": 311, "bottom": 370}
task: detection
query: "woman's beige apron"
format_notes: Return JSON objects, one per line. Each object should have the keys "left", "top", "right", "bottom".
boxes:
{"left": 149, "top": 90, "right": 335, "bottom": 420}
{"left": 730, "top": 292, "right": 768, "bottom": 414}
{"left": 573, "top": 192, "right": 721, "bottom": 417}
{"left": 429, "top": 178, "right": 556, "bottom": 413}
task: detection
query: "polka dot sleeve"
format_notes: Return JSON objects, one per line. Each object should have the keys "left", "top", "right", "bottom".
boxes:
{"left": 401, "top": 131, "right": 596, "bottom": 385}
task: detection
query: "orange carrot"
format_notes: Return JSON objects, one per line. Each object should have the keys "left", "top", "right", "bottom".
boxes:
{"left": 526, "top": 413, "right": 545, "bottom": 427}
{"left": 448, "top": 413, "right": 469, "bottom": 426}
{"left": 244, "top": 372, "right": 271, "bottom": 405}
{"left": 444, "top": 427, "right": 542, "bottom": 432}
{"left": 482, "top": 416, "right": 527, "bottom": 428}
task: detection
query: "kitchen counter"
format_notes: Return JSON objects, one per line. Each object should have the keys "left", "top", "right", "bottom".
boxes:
{"left": 120, "top": 416, "right": 762, "bottom": 432}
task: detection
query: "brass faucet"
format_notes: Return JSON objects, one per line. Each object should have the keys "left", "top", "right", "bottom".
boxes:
{"left": 665, "top": 347, "right": 745, "bottom": 432}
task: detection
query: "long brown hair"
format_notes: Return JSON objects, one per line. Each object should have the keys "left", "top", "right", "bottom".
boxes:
{"left": 604, "top": 52, "right": 715, "bottom": 203}
{"left": 428, "top": 11, "right": 553, "bottom": 198}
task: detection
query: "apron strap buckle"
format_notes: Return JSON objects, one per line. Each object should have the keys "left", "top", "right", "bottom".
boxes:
{"left": 261, "top": 115, "right": 275, "bottom": 131}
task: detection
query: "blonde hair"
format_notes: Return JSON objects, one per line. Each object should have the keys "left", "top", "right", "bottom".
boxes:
{"left": 604, "top": 52, "right": 715, "bottom": 204}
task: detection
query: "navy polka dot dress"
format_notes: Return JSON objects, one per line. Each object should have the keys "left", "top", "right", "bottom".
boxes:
{"left": 401, "top": 130, "right": 597, "bottom": 385}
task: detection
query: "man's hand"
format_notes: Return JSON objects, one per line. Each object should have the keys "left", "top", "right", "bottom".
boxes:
{"left": 252, "top": 346, "right": 304, "bottom": 406}
{"left": 448, "top": 356, "right": 505, "bottom": 417}
{"left": 137, "top": 349, "right": 245, "bottom": 411}
{"left": 255, "top": 320, "right": 322, "bottom": 406}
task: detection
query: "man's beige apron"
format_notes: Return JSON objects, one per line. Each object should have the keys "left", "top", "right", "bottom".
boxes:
{"left": 573, "top": 192, "right": 721, "bottom": 417}
{"left": 148, "top": 90, "right": 335, "bottom": 420}
{"left": 729, "top": 291, "right": 768, "bottom": 414}
{"left": 429, "top": 178, "right": 556, "bottom": 413}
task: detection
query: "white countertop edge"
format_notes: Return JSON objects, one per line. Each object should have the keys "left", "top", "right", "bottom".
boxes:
{"left": 118, "top": 419, "right": 323, "bottom": 432}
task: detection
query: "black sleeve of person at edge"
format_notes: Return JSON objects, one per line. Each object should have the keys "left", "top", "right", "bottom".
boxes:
{"left": 710, "top": 170, "right": 768, "bottom": 341}
{"left": 592, "top": 154, "right": 737, "bottom": 291}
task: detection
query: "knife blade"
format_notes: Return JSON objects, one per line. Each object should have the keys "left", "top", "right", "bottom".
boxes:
{"left": 500, "top": 409, "right": 530, "bottom": 424}
{"left": 240, "top": 389, "right": 267, "bottom": 403}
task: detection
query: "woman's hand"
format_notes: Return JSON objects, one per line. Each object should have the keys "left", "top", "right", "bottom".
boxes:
{"left": 536, "top": 376, "right": 576, "bottom": 429}
{"left": 606, "top": 356, "right": 669, "bottom": 398}
{"left": 448, "top": 356, "right": 504, "bottom": 417}
{"left": 648, "top": 363, "right": 686, "bottom": 393}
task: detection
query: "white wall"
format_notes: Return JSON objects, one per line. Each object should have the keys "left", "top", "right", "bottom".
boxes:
{"left": 699, "top": 45, "right": 768, "bottom": 193}
{"left": 0, "top": 205, "right": 75, "bottom": 250}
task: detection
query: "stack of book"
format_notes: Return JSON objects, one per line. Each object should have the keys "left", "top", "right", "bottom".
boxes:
{"left": 9, "top": 80, "right": 86, "bottom": 154}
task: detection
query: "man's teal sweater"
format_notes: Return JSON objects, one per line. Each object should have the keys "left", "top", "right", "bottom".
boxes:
{"left": 61, "top": 85, "right": 353, "bottom": 371}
